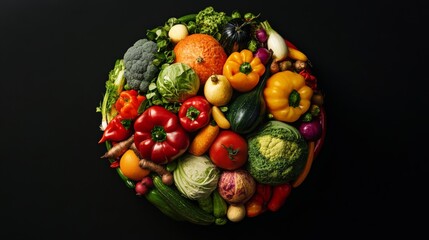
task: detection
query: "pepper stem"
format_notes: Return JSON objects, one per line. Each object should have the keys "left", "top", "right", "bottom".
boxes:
{"left": 151, "top": 125, "right": 167, "bottom": 142}
{"left": 186, "top": 106, "right": 200, "bottom": 121}
{"left": 289, "top": 90, "right": 301, "bottom": 108}
{"left": 239, "top": 62, "right": 252, "bottom": 75}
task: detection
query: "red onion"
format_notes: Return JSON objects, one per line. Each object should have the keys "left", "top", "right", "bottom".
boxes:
{"left": 254, "top": 47, "right": 271, "bottom": 65}
{"left": 255, "top": 28, "right": 268, "bottom": 43}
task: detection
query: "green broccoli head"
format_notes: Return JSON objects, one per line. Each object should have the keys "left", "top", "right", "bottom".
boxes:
{"left": 123, "top": 39, "right": 159, "bottom": 92}
{"left": 245, "top": 120, "right": 309, "bottom": 185}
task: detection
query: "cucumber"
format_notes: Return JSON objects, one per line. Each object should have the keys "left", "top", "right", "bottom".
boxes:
{"left": 197, "top": 195, "right": 214, "bottom": 214}
{"left": 152, "top": 175, "right": 215, "bottom": 225}
{"left": 144, "top": 188, "right": 185, "bottom": 222}
{"left": 212, "top": 190, "right": 227, "bottom": 218}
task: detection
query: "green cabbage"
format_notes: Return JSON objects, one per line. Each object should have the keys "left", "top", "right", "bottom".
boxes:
{"left": 156, "top": 63, "right": 200, "bottom": 103}
{"left": 246, "top": 120, "right": 309, "bottom": 185}
{"left": 173, "top": 154, "right": 220, "bottom": 200}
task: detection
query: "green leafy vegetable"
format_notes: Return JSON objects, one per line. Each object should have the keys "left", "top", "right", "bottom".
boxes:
{"left": 156, "top": 63, "right": 200, "bottom": 103}
{"left": 173, "top": 154, "right": 220, "bottom": 200}
{"left": 195, "top": 6, "right": 231, "bottom": 40}
{"left": 245, "top": 120, "right": 309, "bottom": 185}
{"left": 96, "top": 59, "right": 125, "bottom": 131}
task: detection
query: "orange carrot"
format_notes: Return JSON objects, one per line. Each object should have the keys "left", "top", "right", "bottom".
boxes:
{"left": 292, "top": 141, "right": 315, "bottom": 188}
{"left": 188, "top": 121, "right": 220, "bottom": 156}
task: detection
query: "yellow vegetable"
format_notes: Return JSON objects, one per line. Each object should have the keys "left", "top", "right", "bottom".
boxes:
{"left": 204, "top": 74, "right": 233, "bottom": 106}
{"left": 287, "top": 47, "right": 308, "bottom": 62}
{"left": 263, "top": 70, "right": 313, "bottom": 123}
{"left": 212, "top": 106, "right": 230, "bottom": 129}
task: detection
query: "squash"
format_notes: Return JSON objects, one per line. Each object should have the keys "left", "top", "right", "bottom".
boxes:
{"left": 219, "top": 18, "right": 253, "bottom": 56}
{"left": 226, "top": 57, "right": 273, "bottom": 134}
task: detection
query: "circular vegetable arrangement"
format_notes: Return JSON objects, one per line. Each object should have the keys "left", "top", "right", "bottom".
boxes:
{"left": 96, "top": 6, "right": 326, "bottom": 225}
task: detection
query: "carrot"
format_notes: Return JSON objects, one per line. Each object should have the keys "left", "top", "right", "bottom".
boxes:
{"left": 100, "top": 134, "right": 134, "bottom": 159}
{"left": 188, "top": 120, "right": 220, "bottom": 156}
{"left": 291, "top": 141, "right": 315, "bottom": 188}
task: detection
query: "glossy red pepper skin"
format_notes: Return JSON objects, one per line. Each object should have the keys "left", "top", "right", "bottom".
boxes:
{"left": 178, "top": 96, "right": 211, "bottom": 132}
{"left": 245, "top": 183, "right": 272, "bottom": 217}
{"left": 133, "top": 105, "right": 190, "bottom": 165}
{"left": 115, "top": 90, "right": 145, "bottom": 120}
{"left": 267, "top": 182, "right": 292, "bottom": 212}
{"left": 98, "top": 114, "right": 132, "bottom": 143}
{"left": 245, "top": 193, "right": 264, "bottom": 217}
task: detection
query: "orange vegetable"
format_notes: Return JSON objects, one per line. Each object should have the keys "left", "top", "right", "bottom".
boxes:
{"left": 188, "top": 121, "right": 220, "bottom": 156}
{"left": 292, "top": 141, "right": 315, "bottom": 188}
{"left": 263, "top": 70, "right": 313, "bottom": 123}
{"left": 223, "top": 49, "right": 266, "bottom": 92}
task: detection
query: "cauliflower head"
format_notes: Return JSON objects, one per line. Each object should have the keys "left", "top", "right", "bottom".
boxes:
{"left": 123, "top": 38, "right": 159, "bottom": 92}
{"left": 246, "top": 120, "right": 309, "bottom": 185}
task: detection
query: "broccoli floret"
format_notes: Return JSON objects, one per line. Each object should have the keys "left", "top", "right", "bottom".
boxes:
{"left": 195, "top": 6, "right": 230, "bottom": 40}
{"left": 123, "top": 38, "right": 159, "bottom": 93}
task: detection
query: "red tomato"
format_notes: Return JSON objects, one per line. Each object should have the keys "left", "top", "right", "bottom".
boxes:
{"left": 209, "top": 130, "right": 248, "bottom": 170}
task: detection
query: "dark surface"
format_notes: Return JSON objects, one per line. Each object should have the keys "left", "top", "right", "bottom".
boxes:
{"left": 1, "top": 0, "right": 427, "bottom": 239}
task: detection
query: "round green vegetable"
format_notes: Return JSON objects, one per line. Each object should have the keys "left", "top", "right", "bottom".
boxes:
{"left": 156, "top": 63, "right": 200, "bottom": 103}
{"left": 173, "top": 154, "right": 220, "bottom": 200}
{"left": 245, "top": 120, "right": 309, "bottom": 185}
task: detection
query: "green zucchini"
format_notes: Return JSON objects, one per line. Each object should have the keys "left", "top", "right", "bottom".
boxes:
{"left": 226, "top": 58, "right": 273, "bottom": 134}
{"left": 152, "top": 175, "right": 215, "bottom": 225}
{"left": 144, "top": 188, "right": 185, "bottom": 222}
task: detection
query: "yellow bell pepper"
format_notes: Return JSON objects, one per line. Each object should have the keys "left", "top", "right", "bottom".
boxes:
{"left": 263, "top": 70, "right": 313, "bottom": 123}
{"left": 223, "top": 49, "right": 266, "bottom": 92}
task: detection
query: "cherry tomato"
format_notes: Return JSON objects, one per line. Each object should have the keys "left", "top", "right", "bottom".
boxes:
{"left": 209, "top": 130, "right": 248, "bottom": 170}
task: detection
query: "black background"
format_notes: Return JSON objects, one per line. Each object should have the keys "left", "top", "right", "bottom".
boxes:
{"left": 1, "top": 0, "right": 427, "bottom": 239}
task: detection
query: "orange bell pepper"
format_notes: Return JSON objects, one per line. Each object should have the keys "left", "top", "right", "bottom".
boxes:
{"left": 222, "top": 49, "right": 266, "bottom": 92}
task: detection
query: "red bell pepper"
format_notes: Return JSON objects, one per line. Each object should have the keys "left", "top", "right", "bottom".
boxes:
{"left": 267, "top": 182, "right": 292, "bottom": 212}
{"left": 133, "top": 105, "right": 190, "bottom": 165}
{"left": 178, "top": 96, "right": 211, "bottom": 132}
{"left": 245, "top": 193, "right": 264, "bottom": 217}
{"left": 98, "top": 114, "right": 132, "bottom": 143}
{"left": 114, "top": 90, "right": 145, "bottom": 120}
{"left": 245, "top": 183, "right": 272, "bottom": 217}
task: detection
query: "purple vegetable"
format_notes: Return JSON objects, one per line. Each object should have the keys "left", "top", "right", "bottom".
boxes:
{"left": 299, "top": 119, "right": 322, "bottom": 141}
{"left": 254, "top": 47, "right": 270, "bottom": 65}
{"left": 255, "top": 28, "right": 268, "bottom": 43}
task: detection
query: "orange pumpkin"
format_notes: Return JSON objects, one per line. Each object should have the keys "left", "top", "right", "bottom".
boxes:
{"left": 173, "top": 33, "right": 227, "bottom": 85}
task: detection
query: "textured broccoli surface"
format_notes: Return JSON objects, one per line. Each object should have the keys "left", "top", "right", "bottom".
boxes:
{"left": 245, "top": 120, "right": 309, "bottom": 185}
{"left": 123, "top": 38, "right": 159, "bottom": 92}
